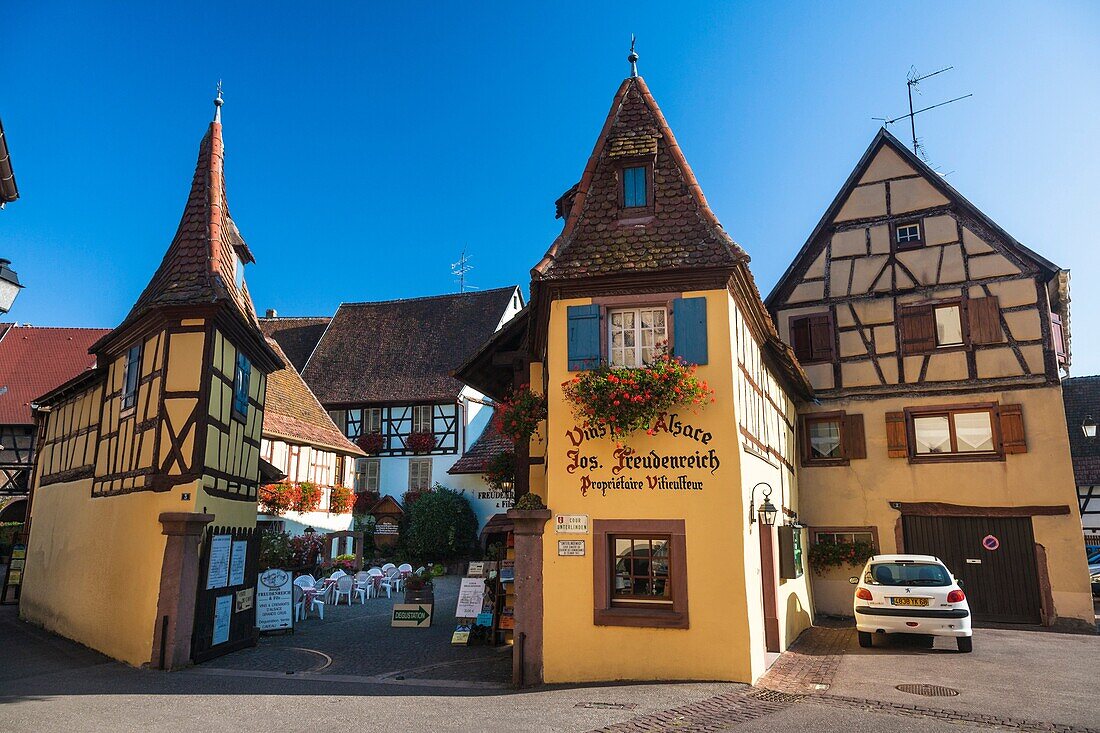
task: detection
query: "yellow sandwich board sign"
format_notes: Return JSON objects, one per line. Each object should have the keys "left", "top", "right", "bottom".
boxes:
{"left": 391, "top": 603, "right": 432, "bottom": 628}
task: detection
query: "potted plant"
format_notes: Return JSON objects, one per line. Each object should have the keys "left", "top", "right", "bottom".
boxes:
{"left": 357, "top": 432, "right": 384, "bottom": 454}
{"left": 294, "top": 482, "right": 323, "bottom": 513}
{"left": 407, "top": 431, "right": 436, "bottom": 453}
{"left": 403, "top": 572, "right": 435, "bottom": 608}
{"left": 329, "top": 484, "right": 353, "bottom": 514}
{"left": 495, "top": 385, "right": 548, "bottom": 443}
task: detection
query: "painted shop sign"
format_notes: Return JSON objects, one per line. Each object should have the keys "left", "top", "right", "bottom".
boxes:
{"left": 564, "top": 412, "right": 721, "bottom": 497}
{"left": 555, "top": 514, "right": 589, "bottom": 534}
{"left": 476, "top": 488, "right": 515, "bottom": 510}
{"left": 256, "top": 568, "right": 293, "bottom": 631}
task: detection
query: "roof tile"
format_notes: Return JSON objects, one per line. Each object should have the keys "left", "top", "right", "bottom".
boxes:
{"left": 0, "top": 325, "right": 110, "bottom": 424}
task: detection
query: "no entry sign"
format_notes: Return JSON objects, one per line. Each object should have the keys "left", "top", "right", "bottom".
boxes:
{"left": 982, "top": 534, "right": 1000, "bottom": 551}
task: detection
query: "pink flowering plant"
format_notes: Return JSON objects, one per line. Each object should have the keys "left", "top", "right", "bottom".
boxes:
{"left": 561, "top": 351, "right": 714, "bottom": 441}
{"left": 494, "top": 385, "right": 547, "bottom": 443}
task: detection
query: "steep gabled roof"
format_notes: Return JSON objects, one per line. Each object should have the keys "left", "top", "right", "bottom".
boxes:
{"left": 1063, "top": 375, "right": 1100, "bottom": 486}
{"left": 302, "top": 287, "right": 520, "bottom": 405}
{"left": 259, "top": 317, "right": 330, "bottom": 373}
{"left": 533, "top": 76, "right": 745, "bottom": 280}
{"left": 448, "top": 413, "right": 513, "bottom": 474}
{"left": 261, "top": 337, "right": 364, "bottom": 456}
{"left": 766, "top": 128, "right": 1061, "bottom": 309}
{"left": 0, "top": 325, "right": 110, "bottom": 424}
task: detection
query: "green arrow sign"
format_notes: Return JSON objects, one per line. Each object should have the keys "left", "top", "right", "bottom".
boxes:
{"left": 391, "top": 603, "right": 432, "bottom": 628}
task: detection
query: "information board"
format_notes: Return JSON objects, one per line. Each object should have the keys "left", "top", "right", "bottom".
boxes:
{"left": 467, "top": 561, "right": 485, "bottom": 576}
{"left": 558, "top": 539, "right": 585, "bottom": 556}
{"left": 256, "top": 568, "right": 293, "bottom": 631}
{"left": 206, "top": 534, "right": 232, "bottom": 590}
{"left": 228, "top": 540, "right": 248, "bottom": 586}
{"left": 455, "top": 577, "right": 486, "bottom": 618}
{"left": 212, "top": 594, "right": 232, "bottom": 645}
{"left": 391, "top": 603, "right": 432, "bottom": 628}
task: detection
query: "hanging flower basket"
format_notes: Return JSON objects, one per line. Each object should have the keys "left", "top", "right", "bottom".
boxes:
{"left": 561, "top": 352, "right": 714, "bottom": 441}
{"left": 259, "top": 482, "right": 298, "bottom": 515}
{"left": 295, "top": 482, "right": 323, "bottom": 513}
{"left": 407, "top": 431, "right": 436, "bottom": 453}
{"left": 329, "top": 485, "right": 353, "bottom": 514}
{"left": 807, "top": 540, "right": 876, "bottom": 575}
{"left": 357, "top": 432, "right": 384, "bottom": 454}
{"left": 495, "top": 385, "right": 547, "bottom": 443}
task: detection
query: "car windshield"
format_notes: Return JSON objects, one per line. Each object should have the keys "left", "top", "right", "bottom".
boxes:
{"left": 865, "top": 562, "right": 951, "bottom": 587}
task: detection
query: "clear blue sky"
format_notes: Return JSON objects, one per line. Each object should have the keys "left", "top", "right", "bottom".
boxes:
{"left": 6, "top": 2, "right": 1099, "bottom": 372}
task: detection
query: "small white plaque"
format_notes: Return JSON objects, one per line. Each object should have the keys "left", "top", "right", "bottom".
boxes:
{"left": 555, "top": 514, "right": 589, "bottom": 534}
{"left": 558, "top": 540, "right": 586, "bottom": 556}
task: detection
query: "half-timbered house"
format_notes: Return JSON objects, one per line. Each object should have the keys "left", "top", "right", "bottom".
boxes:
{"left": 20, "top": 96, "right": 281, "bottom": 666}
{"left": 767, "top": 128, "right": 1093, "bottom": 629}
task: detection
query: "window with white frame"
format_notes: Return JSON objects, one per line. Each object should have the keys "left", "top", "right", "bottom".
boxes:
{"left": 354, "top": 458, "right": 380, "bottom": 493}
{"left": 309, "top": 450, "right": 331, "bottom": 486}
{"left": 814, "top": 530, "right": 875, "bottom": 547}
{"left": 412, "top": 405, "right": 433, "bottom": 433}
{"left": 895, "top": 222, "right": 921, "bottom": 245}
{"left": 345, "top": 408, "right": 363, "bottom": 439}
{"left": 366, "top": 407, "right": 383, "bottom": 434}
{"left": 609, "top": 307, "right": 667, "bottom": 367}
{"left": 409, "top": 458, "right": 432, "bottom": 491}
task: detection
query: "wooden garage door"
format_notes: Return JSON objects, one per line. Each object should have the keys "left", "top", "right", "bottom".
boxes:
{"left": 902, "top": 515, "right": 1041, "bottom": 624}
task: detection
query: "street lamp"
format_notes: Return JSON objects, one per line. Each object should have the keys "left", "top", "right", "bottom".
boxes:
{"left": 1083, "top": 415, "right": 1097, "bottom": 439}
{"left": 749, "top": 482, "right": 779, "bottom": 526}
{"left": 0, "top": 259, "right": 23, "bottom": 314}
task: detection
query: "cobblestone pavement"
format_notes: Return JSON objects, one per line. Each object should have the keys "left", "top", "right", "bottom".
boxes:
{"left": 754, "top": 626, "right": 848, "bottom": 694}
{"left": 203, "top": 574, "right": 511, "bottom": 686}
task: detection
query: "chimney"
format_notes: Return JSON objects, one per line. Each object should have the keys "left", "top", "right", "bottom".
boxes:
{"left": 265, "top": 308, "right": 277, "bottom": 319}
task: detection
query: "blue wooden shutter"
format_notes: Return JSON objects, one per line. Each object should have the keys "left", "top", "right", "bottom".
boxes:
{"left": 567, "top": 304, "right": 601, "bottom": 371}
{"left": 672, "top": 297, "right": 708, "bottom": 365}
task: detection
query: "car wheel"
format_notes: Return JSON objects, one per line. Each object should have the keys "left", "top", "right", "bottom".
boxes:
{"left": 858, "top": 631, "right": 873, "bottom": 648}
{"left": 956, "top": 636, "right": 973, "bottom": 653}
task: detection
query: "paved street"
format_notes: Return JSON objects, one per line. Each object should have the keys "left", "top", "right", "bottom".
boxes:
{"left": 3, "top": 597, "right": 1098, "bottom": 733}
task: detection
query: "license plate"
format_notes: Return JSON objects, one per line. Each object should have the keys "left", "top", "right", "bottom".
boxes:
{"left": 890, "top": 597, "right": 929, "bottom": 607}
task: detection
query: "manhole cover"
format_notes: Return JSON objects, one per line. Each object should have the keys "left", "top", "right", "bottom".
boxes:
{"left": 575, "top": 702, "right": 637, "bottom": 710}
{"left": 896, "top": 683, "right": 960, "bottom": 697}
{"left": 749, "top": 689, "right": 804, "bottom": 703}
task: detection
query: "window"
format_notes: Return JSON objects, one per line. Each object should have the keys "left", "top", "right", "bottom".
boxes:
{"left": 864, "top": 561, "right": 950, "bottom": 587}
{"left": 287, "top": 445, "right": 301, "bottom": 480}
{"left": 121, "top": 343, "right": 141, "bottom": 411}
{"left": 366, "top": 407, "right": 383, "bottom": 434}
{"left": 232, "top": 352, "right": 251, "bottom": 419}
{"left": 814, "top": 529, "right": 876, "bottom": 547}
{"left": 593, "top": 519, "right": 688, "bottom": 628}
{"left": 609, "top": 307, "right": 667, "bottom": 367}
{"left": 799, "top": 411, "right": 866, "bottom": 466}
{"left": 1051, "top": 311, "right": 1068, "bottom": 365}
{"left": 344, "top": 409, "right": 362, "bottom": 439}
{"left": 409, "top": 457, "right": 432, "bottom": 491}
{"left": 912, "top": 409, "right": 994, "bottom": 456}
{"left": 412, "top": 405, "right": 433, "bottom": 434}
{"left": 233, "top": 254, "right": 245, "bottom": 290}
{"left": 933, "top": 305, "right": 964, "bottom": 347}
{"left": 354, "top": 458, "right": 380, "bottom": 493}
{"left": 611, "top": 536, "right": 673, "bottom": 608}
{"left": 622, "top": 165, "right": 648, "bottom": 208}
{"left": 894, "top": 221, "right": 922, "bottom": 248}
{"left": 789, "top": 313, "right": 834, "bottom": 364}
{"left": 309, "top": 449, "right": 331, "bottom": 486}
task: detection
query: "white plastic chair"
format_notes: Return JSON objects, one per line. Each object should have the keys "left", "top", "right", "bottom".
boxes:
{"left": 367, "top": 568, "right": 387, "bottom": 599}
{"left": 293, "top": 584, "right": 324, "bottom": 620}
{"left": 414, "top": 566, "right": 426, "bottom": 576}
{"left": 381, "top": 563, "right": 396, "bottom": 574}
{"left": 333, "top": 574, "right": 355, "bottom": 606}
{"left": 354, "top": 571, "right": 372, "bottom": 602}
{"left": 294, "top": 575, "right": 317, "bottom": 590}
{"left": 381, "top": 568, "right": 402, "bottom": 596}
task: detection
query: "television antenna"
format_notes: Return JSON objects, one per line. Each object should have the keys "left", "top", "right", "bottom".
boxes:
{"left": 873, "top": 66, "right": 972, "bottom": 160}
{"left": 451, "top": 246, "right": 478, "bottom": 293}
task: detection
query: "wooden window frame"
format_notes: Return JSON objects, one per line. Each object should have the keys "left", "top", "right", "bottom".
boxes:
{"left": 366, "top": 407, "right": 383, "bottom": 435}
{"left": 408, "top": 457, "right": 432, "bottom": 491}
{"left": 898, "top": 297, "right": 970, "bottom": 355}
{"left": 789, "top": 312, "right": 835, "bottom": 365}
{"left": 811, "top": 526, "right": 879, "bottom": 551}
{"left": 593, "top": 519, "right": 688, "bottom": 629}
{"left": 801, "top": 411, "right": 848, "bottom": 467}
{"left": 904, "top": 403, "right": 1003, "bottom": 464}
{"left": 592, "top": 293, "right": 680, "bottom": 367}
{"left": 412, "top": 405, "right": 433, "bottom": 434}
{"left": 893, "top": 220, "right": 924, "bottom": 250}
{"left": 617, "top": 160, "right": 654, "bottom": 216}
{"left": 120, "top": 343, "right": 142, "bottom": 414}
{"left": 607, "top": 305, "right": 669, "bottom": 368}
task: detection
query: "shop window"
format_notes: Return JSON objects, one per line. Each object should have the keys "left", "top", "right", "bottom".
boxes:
{"left": 232, "top": 352, "right": 251, "bottom": 420}
{"left": 121, "top": 343, "right": 141, "bottom": 412}
{"left": 409, "top": 457, "right": 432, "bottom": 491}
{"left": 789, "top": 313, "right": 834, "bottom": 364}
{"left": 609, "top": 307, "right": 667, "bottom": 367}
{"left": 894, "top": 221, "right": 923, "bottom": 248}
{"left": 412, "top": 405, "right": 433, "bottom": 434}
{"left": 593, "top": 519, "right": 688, "bottom": 629}
{"left": 800, "top": 411, "right": 866, "bottom": 466}
{"left": 887, "top": 403, "right": 1027, "bottom": 462}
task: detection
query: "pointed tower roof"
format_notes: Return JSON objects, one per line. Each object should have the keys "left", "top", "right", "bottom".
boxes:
{"left": 533, "top": 75, "right": 746, "bottom": 280}
{"left": 125, "top": 96, "right": 258, "bottom": 326}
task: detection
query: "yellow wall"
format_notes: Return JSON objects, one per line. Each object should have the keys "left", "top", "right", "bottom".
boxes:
{"left": 799, "top": 385, "right": 1093, "bottom": 623}
{"left": 540, "top": 291, "right": 809, "bottom": 684}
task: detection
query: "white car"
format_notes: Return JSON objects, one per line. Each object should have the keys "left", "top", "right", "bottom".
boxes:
{"left": 849, "top": 554, "right": 972, "bottom": 653}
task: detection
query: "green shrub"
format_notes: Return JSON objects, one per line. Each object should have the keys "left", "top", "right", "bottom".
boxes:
{"left": 514, "top": 492, "right": 546, "bottom": 510}
{"left": 402, "top": 485, "right": 478, "bottom": 563}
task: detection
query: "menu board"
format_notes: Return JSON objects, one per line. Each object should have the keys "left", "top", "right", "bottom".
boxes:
{"left": 212, "top": 594, "right": 232, "bottom": 645}
{"left": 256, "top": 568, "right": 293, "bottom": 631}
{"left": 228, "top": 540, "right": 248, "bottom": 586}
{"left": 455, "top": 578, "right": 486, "bottom": 618}
{"left": 206, "top": 534, "right": 232, "bottom": 590}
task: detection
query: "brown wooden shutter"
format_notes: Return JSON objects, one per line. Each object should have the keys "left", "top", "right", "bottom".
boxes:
{"left": 898, "top": 305, "right": 935, "bottom": 354}
{"left": 842, "top": 413, "right": 867, "bottom": 459}
{"left": 885, "top": 411, "right": 908, "bottom": 458}
{"left": 808, "top": 315, "right": 835, "bottom": 362}
{"left": 790, "top": 317, "right": 812, "bottom": 362}
{"left": 968, "top": 296, "right": 1003, "bottom": 345}
{"left": 999, "top": 404, "right": 1027, "bottom": 454}
{"left": 1050, "top": 312, "right": 1067, "bottom": 365}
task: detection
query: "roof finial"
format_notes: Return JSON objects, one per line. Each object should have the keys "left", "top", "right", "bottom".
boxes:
{"left": 213, "top": 80, "right": 224, "bottom": 123}
{"left": 628, "top": 35, "right": 639, "bottom": 78}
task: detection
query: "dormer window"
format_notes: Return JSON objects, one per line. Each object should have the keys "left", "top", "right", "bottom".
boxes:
{"left": 622, "top": 165, "right": 649, "bottom": 209}
{"left": 894, "top": 221, "right": 923, "bottom": 248}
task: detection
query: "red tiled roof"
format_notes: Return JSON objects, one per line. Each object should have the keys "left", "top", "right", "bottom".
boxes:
{"left": 448, "top": 412, "right": 513, "bottom": 474}
{"left": 533, "top": 76, "right": 745, "bottom": 279}
{"left": 259, "top": 317, "right": 330, "bottom": 372}
{"left": 302, "top": 288, "right": 519, "bottom": 405}
{"left": 262, "top": 337, "right": 364, "bottom": 456}
{"left": 0, "top": 325, "right": 110, "bottom": 425}
{"left": 123, "top": 119, "right": 258, "bottom": 327}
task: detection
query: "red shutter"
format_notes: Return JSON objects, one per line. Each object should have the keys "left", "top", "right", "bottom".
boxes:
{"left": 885, "top": 412, "right": 908, "bottom": 458}
{"left": 1050, "top": 312, "right": 1067, "bottom": 365}
{"left": 898, "top": 305, "right": 935, "bottom": 354}
{"left": 790, "top": 317, "right": 812, "bottom": 362}
{"left": 968, "top": 296, "right": 1003, "bottom": 345}
{"left": 809, "top": 315, "right": 835, "bottom": 363}
{"left": 999, "top": 404, "right": 1027, "bottom": 454}
{"left": 843, "top": 413, "right": 867, "bottom": 459}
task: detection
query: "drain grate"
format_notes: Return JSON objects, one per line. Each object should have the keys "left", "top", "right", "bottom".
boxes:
{"left": 895, "top": 683, "right": 960, "bottom": 697}
{"left": 749, "top": 689, "right": 804, "bottom": 703}
{"left": 575, "top": 702, "right": 637, "bottom": 710}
